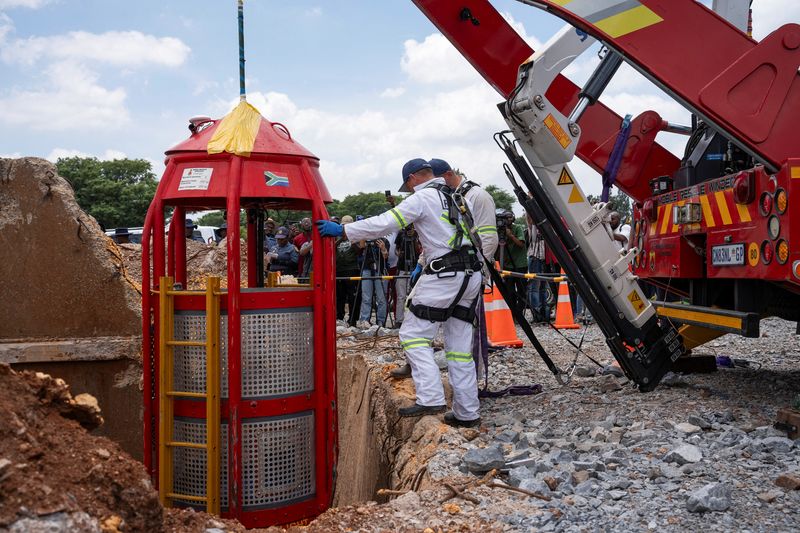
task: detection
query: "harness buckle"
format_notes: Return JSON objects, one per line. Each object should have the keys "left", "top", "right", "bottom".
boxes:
{"left": 428, "top": 258, "right": 445, "bottom": 273}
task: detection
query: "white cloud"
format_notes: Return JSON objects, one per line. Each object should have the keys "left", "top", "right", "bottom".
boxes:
{"left": 380, "top": 87, "right": 406, "bottom": 99}
{"left": 304, "top": 6, "right": 322, "bottom": 17}
{"left": 401, "top": 33, "right": 480, "bottom": 85}
{"left": 400, "top": 12, "right": 541, "bottom": 87}
{"left": 2, "top": 30, "right": 190, "bottom": 67}
{"left": 0, "top": 0, "right": 50, "bottom": 9}
{"left": 46, "top": 147, "right": 127, "bottom": 162}
{"left": 750, "top": 0, "right": 800, "bottom": 40}
{"left": 0, "top": 12, "right": 12, "bottom": 41}
{"left": 0, "top": 151, "right": 22, "bottom": 158}
{"left": 0, "top": 61, "right": 129, "bottom": 130}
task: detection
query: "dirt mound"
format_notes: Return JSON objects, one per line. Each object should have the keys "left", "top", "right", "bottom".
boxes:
{"left": 0, "top": 157, "right": 140, "bottom": 340}
{"left": 119, "top": 238, "right": 247, "bottom": 290}
{"left": 0, "top": 363, "right": 162, "bottom": 530}
{"left": 0, "top": 363, "right": 246, "bottom": 532}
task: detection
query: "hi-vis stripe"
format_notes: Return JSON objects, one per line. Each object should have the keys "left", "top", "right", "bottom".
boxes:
{"left": 484, "top": 298, "right": 510, "bottom": 312}
{"left": 550, "top": 0, "right": 663, "bottom": 38}
{"left": 651, "top": 189, "right": 753, "bottom": 236}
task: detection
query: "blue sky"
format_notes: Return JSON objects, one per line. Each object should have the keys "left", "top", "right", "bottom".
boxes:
{"left": 1, "top": 0, "right": 797, "bottom": 203}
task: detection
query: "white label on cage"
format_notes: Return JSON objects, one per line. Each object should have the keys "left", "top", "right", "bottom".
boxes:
{"left": 178, "top": 168, "right": 213, "bottom": 190}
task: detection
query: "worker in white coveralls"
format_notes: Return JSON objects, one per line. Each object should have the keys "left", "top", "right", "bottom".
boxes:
{"left": 391, "top": 158, "right": 498, "bottom": 382}
{"left": 317, "top": 158, "right": 483, "bottom": 427}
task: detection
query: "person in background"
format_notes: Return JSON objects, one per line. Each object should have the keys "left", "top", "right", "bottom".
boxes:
{"left": 294, "top": 217, "right": 313, "bottom": 274}
{"left": 357, "top": 237, "right": 390, "bottom": 328}
{"left": 526, "top": 214, "right": 549, "bottom": 323}
{"left": 185, "top": 218, "right": 204, "bottom": 242}
{"left": 264, "top": 218, "right": 277, "bottom": 251}
{"left": 609, "top": 211, "right": 629, "bottom": 251}
{"left": 393, "top": 224, "right": 420, "bottom": 328}
{"left": 497, "top": 210, "right": 528, "bottom": 315}
{"left": 335, "top": 215, "right": 363, "bottom": 326}
{"left": 289, "top": 224, "right": 301, "bottom": 241}
{"left": 215, "top": 222, "right": 227, "bottom": 244}
{"left": 385, "top": 229, "right": 399, "bottom": 325}
{"left": 266, "top": 226, "right": 299, "bottom": 275}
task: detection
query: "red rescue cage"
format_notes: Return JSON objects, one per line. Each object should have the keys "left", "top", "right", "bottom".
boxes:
{"left": 141, "top": 106, "right": 337, "bottom": 527}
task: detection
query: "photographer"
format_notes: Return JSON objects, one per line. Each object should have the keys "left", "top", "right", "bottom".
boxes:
{"left": 394, "top": 224, "right": 421, "bottom": 327}
{"left": 336, "top": 216, "right": 363, "bottom": 326}
{"left": 495, "top": 210, "right": 528, "bottom": 314}
{"left": 357, "top": 236, "right": 390, "bottom": 328}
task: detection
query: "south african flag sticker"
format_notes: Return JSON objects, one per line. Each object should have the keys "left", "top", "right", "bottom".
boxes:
{"left": 265, "top": 171, "right": 289, "bottom": 187}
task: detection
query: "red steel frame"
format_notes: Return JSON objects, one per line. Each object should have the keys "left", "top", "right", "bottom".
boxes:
{"left": 142, "top": 122, "right": 337, "bottom": 527}
{"left": 412, "top": 0, "right": 800, "bottom": 289}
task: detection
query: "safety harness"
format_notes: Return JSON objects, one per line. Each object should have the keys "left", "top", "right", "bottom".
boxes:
{"left": 449, "top": 187, "right": 565, "bottom": 382}
{"left": 407, "top": 183, "right": 482, "bottom": 324}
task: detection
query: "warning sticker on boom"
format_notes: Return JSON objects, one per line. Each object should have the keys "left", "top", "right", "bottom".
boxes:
{"left": 557, "top": 168, "right": 574, "bottom": 185}
{"left": 627, "top": 290, "right": 646, "bottom": 313}
{"left": 544, "top": 113, "right": 572, "bottom": 149}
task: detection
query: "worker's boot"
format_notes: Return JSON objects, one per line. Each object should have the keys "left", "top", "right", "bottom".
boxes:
{"left": 398, "top": 403, "right": 446, "bottom": 417}
{"left": 390, "top": 363, "right": 412, "bottom": 379}
{"left": 443, "top": 411, "right": 481, "bottom": 428}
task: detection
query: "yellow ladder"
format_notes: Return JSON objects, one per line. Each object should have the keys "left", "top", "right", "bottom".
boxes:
{"left": 157, "top": 276, "right": 221, "bottom": 515}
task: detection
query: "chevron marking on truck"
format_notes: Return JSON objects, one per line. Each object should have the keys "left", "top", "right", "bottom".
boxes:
{"left": 548, "top": 0, "right": 664, "bottom": 39}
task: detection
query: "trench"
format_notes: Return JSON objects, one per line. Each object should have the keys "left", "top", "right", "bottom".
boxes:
{"left": 334, "top": 351, "right": 447, "bottom": 506}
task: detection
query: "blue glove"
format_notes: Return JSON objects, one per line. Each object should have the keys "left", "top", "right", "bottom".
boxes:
{"left": 316, "top": 219, "right": 343, "bottom": 238}
{"left": 410, "top": 264, "right": 423, "bottom": 285}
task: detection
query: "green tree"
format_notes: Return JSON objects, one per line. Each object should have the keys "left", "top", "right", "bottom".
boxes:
{"left": 484, "top": 184, "right": 516, "bottom": 211}
{"left": 56, "top": 157, "right": 158, "bottom": 229}
{"left": 327, "top": 192, "right": 396, "bottom": 218}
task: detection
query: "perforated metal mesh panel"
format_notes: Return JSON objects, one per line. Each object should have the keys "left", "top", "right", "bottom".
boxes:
{"left": 173, "top": 312, "right": 229, "bottom": 398}
{"left": 233, "top": 310, "right": 314, "bottom": 399}
{"left": 172, "top": 418, "right": 229, "bottom": 509}
{"left": 242, "top": 413, "right": 315, "bottom": 509}
{"left": 174, "top": 309, "right": 314, "bottom": 400}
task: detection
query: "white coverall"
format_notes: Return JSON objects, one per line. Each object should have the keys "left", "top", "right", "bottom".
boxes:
{"left": 345, "top": 177, "right": 482, "bottom": 420}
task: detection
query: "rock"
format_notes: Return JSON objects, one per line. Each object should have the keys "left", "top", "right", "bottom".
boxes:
{"left": 390, "top": 490, "right": 421, "bottom": 512}
{"left": 574, "top": 365, "right": 595, "bottom": 377}
{"left": 664, "top": 444, "right": 703, "bottom": 465}
{"left": 94, "top": 448, "right": 111, "bottom": 460}
{"left": 688, "top": 414, "right": 712, "bottom": 430}
{"left": 572, "top": 470, "right": 590, "bottom": 484}
{"left": 509, "top": 466, "right": 536, "bottom": 487}
{"left": 550, "top": 450, "right": 575, "bottom": 464}
{"left": 573, "top": 461, "right": 593, "bottom": 472}
{"left": 774, "top": 473, "right": 800, "bottom": 490}
{"left": 0, "top": 458, "right": 11, "bottom": 475}
{"left": 463, "top": 446, "right": 505, "bottom": 473}
{"left": 608, "top": 489, "right": 628, "bottom": 500}
{"left": 543, "top": 476, "right": 559, "bottom": 491}
{"left": 205, "top": 529, "right": 224, "bottom": 533}
{"left": 433, "top": 350, "right": 448, "bottom": 370}
{"left": 757, "top": 436, "right": 794, "bottom": 454}
{"left": 519, "top": 479, "right": 552, "bottom": 497}
{"left": 757, "top": 490, "right": 782, "bottom": 503}
{"left": 675, "top": 422, "right": 702, "bottom": 435}
{"left": 597, "top": 375, "right": 623, "bottom": 392}
{"left": 574, "top": 479, "right": 601, "bottom": 497}
{"left": 686, "top": 482, "right": 732, "bottom": 512}
{"left": 589, "top": 426, "right": 608, "bottom": 442}
{"left": 8, "top": 512, "right": 100, "bottom": 532}
{"left": 460, "top": 428, "right": 480, "bottom": 441}
{"left": 495, "top": 429, "right": 520, "bottom": 444}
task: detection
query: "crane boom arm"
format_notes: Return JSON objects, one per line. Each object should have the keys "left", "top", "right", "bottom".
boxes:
{"left": 411, "top": 0, "right": 681, "bottom": 202}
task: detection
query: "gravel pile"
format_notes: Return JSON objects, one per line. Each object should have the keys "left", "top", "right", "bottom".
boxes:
{"left": 334, "top": 317, "right": 800, "bottom": 532}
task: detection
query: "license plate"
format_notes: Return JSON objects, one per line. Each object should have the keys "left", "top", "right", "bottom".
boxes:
{"left": 711, "top": 243, "right": 745, "bottom": 266}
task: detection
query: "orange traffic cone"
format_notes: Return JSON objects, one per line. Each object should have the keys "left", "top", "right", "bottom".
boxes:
{"left": 554, "top": 270, "right": 580, "bottom": 330}
{"left": 484, "top": 262, "right": 524, "bottom": 348}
